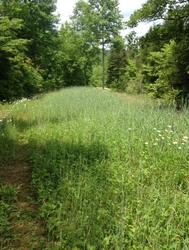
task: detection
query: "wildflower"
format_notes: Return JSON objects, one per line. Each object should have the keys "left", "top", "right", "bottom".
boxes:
{"left": 161, "top": 137, "right": 165, "bottom": 140}
{"left": 153, "top": 143, "right": 158, "bottom": 146}
{"left": 183, "top": 136, "right": 188, "bottom": 140}
{"left": 178, "top": 147, "right": 182, "bottom": 150}
{"left": 155, "top": 138, "right": 159, "bottom": 141}
{"left": 145, "top": 142, "right": 149, "bottom": 145}
{"left": 182, "top": 142, "right": 185, "bottom": 145}
{"left": 168, "top": 125, "right": 172, "bottom": 128}
{"left": 157, "top": 130, "right": 161, "bottom": 133}
{"left": 0, "top": 119, "right": 2, "bottom": 122}
{"left": 173, "top": 141, "right": 178, "bottom": 145}
{"left": 128, "top": 128, "right": 132, "bottom": 131}
{"left": 7, "top": 119, "right": 12, "bottom": 123}
{"left": 20, "top": 98, "right": 27, "bottom": 103}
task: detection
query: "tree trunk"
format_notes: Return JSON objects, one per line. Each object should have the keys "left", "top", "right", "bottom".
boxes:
{"left": 102, "top": 43, "right": 105, "bottom": 89}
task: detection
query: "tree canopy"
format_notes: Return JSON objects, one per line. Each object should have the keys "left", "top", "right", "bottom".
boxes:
{"left": 0, "top": 0, "right": 189, "bottom": 106}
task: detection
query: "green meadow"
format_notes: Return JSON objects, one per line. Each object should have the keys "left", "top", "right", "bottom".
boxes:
{"left": 1, "top": 87, "right": 189, "bottom": 249}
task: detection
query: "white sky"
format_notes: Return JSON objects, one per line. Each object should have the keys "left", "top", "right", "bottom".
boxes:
{"left": 56, "top": 0, "right": 152, "bottom": 37}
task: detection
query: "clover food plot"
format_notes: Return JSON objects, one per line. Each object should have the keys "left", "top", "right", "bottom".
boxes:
{"left": 1, "top": 87, "right": 189, "bottom": 249}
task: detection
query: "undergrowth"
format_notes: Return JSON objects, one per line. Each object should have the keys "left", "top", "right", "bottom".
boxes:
{"left": 0, "top": 184, "right": 17, "bottom": 249}
{"left": 1, "top": 87, "right": 189, "bottom": 249}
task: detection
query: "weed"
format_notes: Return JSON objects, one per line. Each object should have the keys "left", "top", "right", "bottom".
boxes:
{"left": 1, "top": 87, "right": 189, "bottom": 249}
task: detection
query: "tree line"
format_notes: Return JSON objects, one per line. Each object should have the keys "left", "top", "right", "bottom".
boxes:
{"left": 0, "top": 0, "right": 189, "bottom": 105}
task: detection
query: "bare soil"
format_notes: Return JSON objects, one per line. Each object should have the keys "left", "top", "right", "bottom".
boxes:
{"left": 0, "top": 154, "right": 48, "bottom": 250}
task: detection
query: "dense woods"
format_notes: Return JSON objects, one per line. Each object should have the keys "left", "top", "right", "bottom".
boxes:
{"left": 0, "top": 0, "right": 189, "bottom": 104}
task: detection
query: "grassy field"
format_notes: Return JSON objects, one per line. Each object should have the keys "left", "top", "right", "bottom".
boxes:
{"left": 1, "top": 87, "right": 189, "bottom": 249}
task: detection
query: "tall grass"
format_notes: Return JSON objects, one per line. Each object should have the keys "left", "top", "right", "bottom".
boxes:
{"left": 1, "top": 87, "right": 189, "bottom": 249}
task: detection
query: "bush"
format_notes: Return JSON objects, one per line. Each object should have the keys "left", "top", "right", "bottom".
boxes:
{"left": 144, "top": 40, "right": 180, "bottom": 104}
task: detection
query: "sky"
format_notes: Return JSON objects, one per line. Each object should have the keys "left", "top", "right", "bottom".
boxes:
{"left": 56, "top": 0, "right": 151, "bottom": 37}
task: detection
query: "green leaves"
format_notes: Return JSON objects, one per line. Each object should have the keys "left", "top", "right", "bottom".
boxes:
{"left": 0, "top": 17, "right": 28, "bottom": 55}
{"left": 106, "top": 36, "right": 127, "bottom": 89}
{"left": 144, "top": 40, "right": 181, "bottom": 102}
{"left": 128, "top": 0, "right": 189, "bottom": 27}
{"left": 88, "top": 0, "right": 123, "bottom": 45}
{"left": 0, "top": 0, "right": 58, "bottom": 100}
{"left": 0, "top": 15, "right": 43, "bottom": 100}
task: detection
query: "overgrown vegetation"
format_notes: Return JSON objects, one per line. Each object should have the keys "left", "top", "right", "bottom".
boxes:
{"left": 1, "top": 0, "right": 189, "bottom": 248}
{"left": 1, "top": 87, "right": 189, "bottom": 249}
{"left": 1, "top": 0, "right": 189, "bottom": 104}
{"left": 128, "top": 0, "right": 189, "bottom": 104}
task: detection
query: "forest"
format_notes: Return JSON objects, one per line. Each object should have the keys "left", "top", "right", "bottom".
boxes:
{"left": 0, "top": 0, "right": 189, "bottom": 105}
{"left": 1, "top": 0, "right": 189, "bottom": 249}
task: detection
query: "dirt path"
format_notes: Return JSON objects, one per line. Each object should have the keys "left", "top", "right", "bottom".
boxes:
{"left": 0, "top": 154, "right": 49, "bottom": 250}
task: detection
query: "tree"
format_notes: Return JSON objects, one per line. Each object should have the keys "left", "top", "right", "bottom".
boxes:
{"left": 71, "top": 0, "right": 101, "bottom": 85}
{"left": 18, "top": 0, "right": 58, "bottom": 87}
{"left": 55, "top": 23, "right": 94, "bottom": 87}
{"left": 0, "top": 16, "right": 42, "bottom": 100}
{"left": 88, "top": 0, "right": 123, "bottom": 88}
{"left": 127, "top": 0, "right": 189, "bottom": 103}
{"left": 0, "top": 0, "right": 60, "bottom": 99}
{"left": 125, "top": 31, "right": 139, "bottom": 58}
{"left": 128, "top": 0, "right": 189, "bottom": 27}
{"left": 106, "top": 36, "right": 127, "bottom": 90}
{"left": 144, "top": 40, "right": 180, "bottom": 102}
{"left": 1, "top": 0, "right": 59, "bottom": 83}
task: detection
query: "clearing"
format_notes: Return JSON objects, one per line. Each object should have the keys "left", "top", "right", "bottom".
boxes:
{"left": 1, "top": 87, "right": 189, "bottom": 249}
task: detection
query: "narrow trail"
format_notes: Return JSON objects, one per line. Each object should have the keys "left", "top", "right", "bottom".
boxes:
{"left": 0, "top": 153, "right": 49, "bottom": 249}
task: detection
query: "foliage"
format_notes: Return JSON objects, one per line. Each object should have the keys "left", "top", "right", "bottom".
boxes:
{"left": 2, "top": 87, "right": 189, "bottom": 249}
{"left": 2, "top": 0, "right": 59, "bottom": 75}
{"left": 144, "top": 40, "right": 181, "bottom": 103}
{"left": 55, "top": 23, "right": 99, "bottom": 87}
{"left": 125, "top": 66, "right": 144, "bottom": 94}
{"left": 1, "top": 0, "right": 189, "bottom": 103}
{"left": 0, "top": 0, "right": 58, "bottom": 100}
{"left": 127, "top": 0, "right": 189, "bottom": 103}
{"left": 87, "top": 0, "right": 123, "bottom": 87}
{"left": 106, "top": 36, "right": 127, "bottom": 90}
{"left": 90, "top": 64, "right": 103, "bottom": 87}
{"left": 0, "top": 16, "right": 43, "bottom": 101}
{"left": 128, "top": 0, "right": 189, "bottom": 27}
{"left": 0, "top": 183, "right": 18, "bottom": 248}
{"left": 125, "top": 31, "right": 139, "bottom": 58}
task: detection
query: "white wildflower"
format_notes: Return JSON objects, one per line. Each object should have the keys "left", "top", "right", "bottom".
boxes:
{"left": 173, "top": 141, "right": 178, "bottom": 145}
